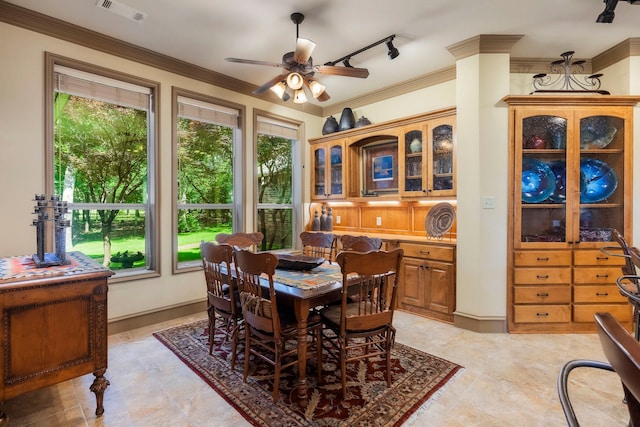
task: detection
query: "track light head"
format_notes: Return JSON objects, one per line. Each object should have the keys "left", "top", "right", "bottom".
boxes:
{"left": 386, "top": 39, "right": 399, "bottom": 60}
{"left": 597, "top": 0, "right": 618, "bottom": 23}
{"left": 343, "top": 58, "right": 353, "bottom": 68}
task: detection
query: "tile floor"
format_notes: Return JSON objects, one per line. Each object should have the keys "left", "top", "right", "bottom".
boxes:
{"left": 0, "top": 310, "right": 629, "bottom": 426}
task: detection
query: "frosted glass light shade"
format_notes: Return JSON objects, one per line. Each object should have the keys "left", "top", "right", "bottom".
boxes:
{"left": 293, "top": 89, "right": 307, "bottom": 104}
{"left": 286, "top": 72, "right": 304, "bottom": 90}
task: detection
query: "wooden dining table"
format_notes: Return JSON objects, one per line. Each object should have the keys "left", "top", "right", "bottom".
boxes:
{"left": 266, "top": 261, "right": 345, "bottom": 407}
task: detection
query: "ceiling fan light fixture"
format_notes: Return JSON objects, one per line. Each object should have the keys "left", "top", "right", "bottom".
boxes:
{"left": 308, "top": 79, "right": 326, "bottom": 98}
{"left": 286, "top": 72, "right": 304, "bottom": 90}
{"left": 270, "top": 81, "right": 287, "bottom": 99}
{"left": 293, "top": 89, "right": 307, "bottom": 104}
{"left": 386, "top": 39, "right": 400, "bottom": 60}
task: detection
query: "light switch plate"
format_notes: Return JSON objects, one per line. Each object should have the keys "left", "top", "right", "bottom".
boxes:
{"left": 376, "top": 217, "right": 382, "bottom": 226}
{"left": 482, "top": 196, "right": 496, "bottom": 209}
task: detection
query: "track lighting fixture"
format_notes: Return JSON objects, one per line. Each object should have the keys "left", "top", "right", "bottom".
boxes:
{"left": 325, "top": 34, "right": 399, "bottom": 67}
{"left": 386, "top": 39, "right": 400, "bottom": 60}
{"left": 596, "top": 0, "right": 640, "bottom": 23}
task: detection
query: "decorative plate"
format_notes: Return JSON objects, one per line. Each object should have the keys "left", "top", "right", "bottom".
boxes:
{"left": 425, "top": 202, "right": 455, "bottom": 238}
{"left": 276, "top": 254, "right": 326, "bottom": 271}
{"left": 547, "top": 160, "right": 586, "bottom": 203}
{"left": 580, "top": 116, "right": 617, "bottom": 149}
{"left": 580, "top": 158, "right": 618, "bottom": 203}
{"left": 521, "top": 158, "right": 556, "bottom": 203}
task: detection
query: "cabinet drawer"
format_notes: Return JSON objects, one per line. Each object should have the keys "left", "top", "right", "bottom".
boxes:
{"left": 514, "top": 305, "right": 571, "bottom": 323}
{"left": 573, "top": 285, "right": 628, "bottom": 303}
{"left": 574, "top": 250, "right": 626, "bottom": 266}
{"left": 514, "top": 268, "right": 571, "bottom": 285}
{"left": 573, "top": 267, "right": 622, "bottom": 284}
{"left": 514, "top": 286, "right": 571, "bottom": 304}
{"left": 514, "top": 250, "right": 571, "bottom": 267}
{"left": 573, "top": 304, "right": 632, "bottom": 323}
{"left": 399, "top": 243, "right": 454, "bottom": 262}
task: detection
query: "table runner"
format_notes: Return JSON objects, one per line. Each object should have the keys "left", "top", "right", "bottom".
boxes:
{"left": 270, "top": 263, "right": 343, "bottom": 290}
{"left": 0, "top": 251, "right": 109, "bottom": 283}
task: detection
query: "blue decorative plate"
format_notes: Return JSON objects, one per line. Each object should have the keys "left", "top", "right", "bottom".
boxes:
{"left": 580, "top": 158, "right": 618, "bottom": 203}
{"left": 547, "top": 160, "right": 567, "bottom": 203}
{"left": 522, "top": 158, "right": 556, "bottom": 203}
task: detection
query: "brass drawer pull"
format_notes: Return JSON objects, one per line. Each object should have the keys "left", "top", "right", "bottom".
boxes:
{"left": 536, "top": 292, "right": 549, "bottom": 297}
{"left": 536, "top": 275, "right": 549, "bottom": 279}
{"left": 536, "top": 257, "right": 550, "bottom": 261}
{"left": 596, "top": 292, "right": 609, "bottom": 297}
{"left": 536, "top": 312, "right": 550, "bottom": 317}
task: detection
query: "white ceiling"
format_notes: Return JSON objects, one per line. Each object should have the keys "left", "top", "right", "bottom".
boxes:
{"left": 5, "top": 0, "right": 640, "bottom": 107}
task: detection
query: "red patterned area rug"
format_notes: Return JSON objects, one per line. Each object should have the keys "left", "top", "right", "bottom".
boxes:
{"left": 153, "top": 320, "right": 463, "bottom": 426}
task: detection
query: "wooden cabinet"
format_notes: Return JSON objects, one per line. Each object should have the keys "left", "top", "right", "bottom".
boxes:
{"left": 400, "top": 117, "right": 456, "bottom": 197}
{"left": 504, "top": 95, "right": 640, "bottom": 332}
{"left": 0, "top": 252, "right": 113, "bottom": 417}
{"left": 311, "top": 140, "right": 345, "bottom": 200}
{"left": 309, "top": 108, "right": 455, "bottom": 201}
{"left": 389, "top": 241, "right": 456, "bottom": 323}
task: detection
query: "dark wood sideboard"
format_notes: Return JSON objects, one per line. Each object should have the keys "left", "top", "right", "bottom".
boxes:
{"left": 0, "top": 251, "right": 113, "bottom": 418}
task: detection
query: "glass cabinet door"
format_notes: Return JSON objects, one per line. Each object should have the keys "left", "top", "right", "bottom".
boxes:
{"left": 517, "top": 113, "right": 569, "bottom": 247}
{"left": 403, "top": 128, "right": 424, "bottom": 194}
{"left": 430, "top": 123, "right": 454, "bottom": 195}
{"left": 329, "top": 143, "right": 343, "bottom": 197}
{"left": 312, "top": 146, "right": 326, "bottom": 198}
{"left": 575, "top": 113, "right": 625, "bottom": 245}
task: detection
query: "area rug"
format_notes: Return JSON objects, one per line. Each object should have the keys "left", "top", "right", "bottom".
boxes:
{"left": 153, "top": 320, "right": 463, "bottom": 426}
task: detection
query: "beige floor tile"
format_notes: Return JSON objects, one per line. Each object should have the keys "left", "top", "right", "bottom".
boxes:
{"left": 0, "top": 310, "right": 632, "bottom": 426}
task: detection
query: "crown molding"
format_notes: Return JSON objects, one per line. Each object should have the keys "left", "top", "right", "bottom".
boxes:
{"left": 592, "top": 38, "right": 640, "bottom": 71}
{"left": 322, "top": 66, "right": 456, "bottom": 116}
{"left": 510, "top": 57, "right": 593, "bottom": 74}
{"left": 446, "top": 34, "right": 524, "bottom": 60}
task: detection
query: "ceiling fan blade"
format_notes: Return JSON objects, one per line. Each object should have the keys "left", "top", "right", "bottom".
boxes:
{"left": 225, "top": 57, "right": 283, "bottom": 68}
{"left": 252, "top": 73, "right": 289, "bottom": 95}
{"left": 314, "top": 65, "right": 369, "bottom": 78}
{"left": 293, "top": 38, "right": 316, "bottom": 64}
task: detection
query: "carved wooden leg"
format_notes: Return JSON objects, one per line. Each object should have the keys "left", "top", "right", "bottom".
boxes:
{"left": 89, "top": 369, "right": 110, "bottom": 417}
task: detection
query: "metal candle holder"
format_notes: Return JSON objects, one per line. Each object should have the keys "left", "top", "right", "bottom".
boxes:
{"left": 531, "top": 51, "right": 609, "bottom": 95}
{"left": 32, "top": 194, "right": 71, "bottom": 267}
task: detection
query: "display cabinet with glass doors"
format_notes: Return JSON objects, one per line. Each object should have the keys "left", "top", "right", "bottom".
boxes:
{"left": 400, "top": 117, "right": 456, "bottom": 197}
{"left": 504, "top": 95, "right": 640, "bottom": 333}
{"left": 310, "top": 140, "right": 345, "bottom": 200}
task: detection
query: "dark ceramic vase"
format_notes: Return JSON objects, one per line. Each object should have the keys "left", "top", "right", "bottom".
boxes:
{"left": 322, "top": 116, "right": 339, "bottom": 135}
{"left": 355, "top": 116, "right": 371, "bottom": 127}
{"left": 338, "top": 108, "right": 355, "bottom": 131}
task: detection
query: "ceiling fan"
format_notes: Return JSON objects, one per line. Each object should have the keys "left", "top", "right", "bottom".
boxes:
{"left": 224, "top": 12, "right": 369, "bottom": 103}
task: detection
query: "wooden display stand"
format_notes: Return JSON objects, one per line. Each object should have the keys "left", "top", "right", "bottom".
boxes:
{"left": 0, "top": 251, "right": 113, "bottom": 418}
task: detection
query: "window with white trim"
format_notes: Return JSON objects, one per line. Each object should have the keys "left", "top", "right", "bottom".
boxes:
{"left": 49, "top": 60, "right": 158, "bottom": 277}
{"left": 174, "top": 90, "right": 243, "bottom": 269}
{"left": 256, "top": 114, "right": 302, "bottom": 251}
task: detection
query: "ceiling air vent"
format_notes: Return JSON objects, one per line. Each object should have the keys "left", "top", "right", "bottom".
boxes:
{"left": 96, "top": 0, "right": 147, "bottom": 23}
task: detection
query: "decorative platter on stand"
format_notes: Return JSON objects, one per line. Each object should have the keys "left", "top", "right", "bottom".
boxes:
{"left": 425, "top": 202, "right": 456, "bottom": 239}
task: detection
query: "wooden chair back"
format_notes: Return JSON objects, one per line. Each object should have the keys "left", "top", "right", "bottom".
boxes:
{"left": 215, "top": 232, "right": 264, "bottom": 252}
{"left": 335, "top": 248, "right": 403, "bottom": 334}
{"left": 300, "top": 231, "right": 335, "bottom": 262}
{"left": 233, "top": 249, "right": 280, "bottom": 338}
{"left": 340, "top": 235, "right": 383, "bottom": 252}
{"left": 595, "top": 312, "right": 640, "bottom": 425}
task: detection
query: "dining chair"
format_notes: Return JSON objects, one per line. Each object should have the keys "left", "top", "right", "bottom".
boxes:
{"left": 558, "top": 312, "right": 640, "bottom": 427}
{"left": 340, "top": 235, "right": 383, "bottom": 252}
{"left": 300, "top": 231, "right": 336, "bottom": 262}
{"left": 200, "top": 241, "right": 243, "bottom": 368}
{"left": 602, "top": 230, "right": 640, "bottom": 339}
{"left": 215, "top": 232, "right": 264, "bottom": 252}
{"left": 233, "top": 249, "right": 323, "bottom": 402}
{"left": 319, "top": 248, "right": 403, "bottom": 398}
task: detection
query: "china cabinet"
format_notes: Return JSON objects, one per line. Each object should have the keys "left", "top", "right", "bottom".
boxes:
{"left": 310, "top": 140, "right": 345, "bottom": 200}
{"left": 504, "top": 95, "right": 640, "bottom": 333}
{"left": 401, "top": 117, "right": 456, "bottom": 197}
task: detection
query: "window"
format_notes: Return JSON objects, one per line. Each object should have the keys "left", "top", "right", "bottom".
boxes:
{"left": 256, "top": 114, "right": 302, "bottom": 251}
{"left": 46, "top": 54, "right": 158, "bottom": 279}
{"left": 173, "top": 89, "right": 243, "bottom": 270}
